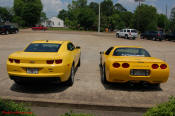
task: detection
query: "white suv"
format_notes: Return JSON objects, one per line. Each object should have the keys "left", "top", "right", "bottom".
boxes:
{"left": 116, "top": 29, "right": 138, "bottom": 40}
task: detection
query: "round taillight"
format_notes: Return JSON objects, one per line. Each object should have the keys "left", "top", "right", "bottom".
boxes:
{"left": 113, "top": 63, "right": 120, "bottom": 68}
{"left": 122, "top": 63, "right": 130, "bottom": 68}
{"left": 47, "top": 60, "right": 54, "bottom": 64}
{"left": 55, "top": 59, "right": 62, "bottom": 64}
{"left": 14, "top": 59, "right": 20, "bottom": 64}
{"left": 160, "top": 64, "right": 167, "bottom": 69}
{"left": 9, "top": 58, "right": 13, "bottom": 63}
{"left": 152, "top": 64, "right": 159, "bottom": 69}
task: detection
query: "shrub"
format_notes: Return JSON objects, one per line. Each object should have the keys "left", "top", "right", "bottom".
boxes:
{"left": 144, "top": 97, "right": 175, "bottom": 116}
{"left": 0, "top": 99, "right": 36, "bottom": 116}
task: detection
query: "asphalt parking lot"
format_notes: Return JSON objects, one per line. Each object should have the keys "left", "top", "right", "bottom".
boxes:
{"left": 0, "top": 29, "right": 175, "bottom": 111}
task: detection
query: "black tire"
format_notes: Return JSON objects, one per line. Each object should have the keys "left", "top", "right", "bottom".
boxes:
{"left": 5, "top": 30, "right": 9, "bottom": 35}
{"left": 66, "top": 65, "right": 75, "bottom": 86}
{"left": 77, "top": 58, "right": 80, "bottom": 67}
{"left": 101, "top": 65, "right": 107, "bottom": 84}
{"left": 152, "top": 37, "right": 156, "bottom": 41}
{"left": 140, "top": 36, "right": 144, "bottom": 39}
{"left": 125, "top": 35, "right": 128, "bottom": 39}
{"left": 116, "top": 34, "right": 119, "bottom": 38}
{"left": 132, "top": 37, "right": 135, "bottom": 40}
{"left": 159, "top": 39, "right": 162, "bottom": 41}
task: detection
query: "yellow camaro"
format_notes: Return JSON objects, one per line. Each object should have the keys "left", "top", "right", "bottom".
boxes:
{"left": 100, "top": 46, "right": 169, "bottom": 86}
{"left": 7, "top": 40, "right": 81, "bottom": 86}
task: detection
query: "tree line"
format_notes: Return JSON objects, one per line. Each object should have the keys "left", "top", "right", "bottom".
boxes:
{"left": 0, "top": 0, "right": 175, "bottom": 32}
{"left": 58, "top": 0, "right": 175, "bottom": 32}
{"left": 0, "top": 0, "right": 46, "bottom": 27}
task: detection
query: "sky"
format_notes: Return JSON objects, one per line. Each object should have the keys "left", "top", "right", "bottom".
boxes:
{"left": 0, "top": 0, "right": 175, "bottom": 18}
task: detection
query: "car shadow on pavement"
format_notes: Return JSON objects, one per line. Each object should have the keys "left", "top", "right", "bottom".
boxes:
{"left": 10, "top": 83, "right": 70, "bottom": 94}
{"left": 99, "top": 65, "right": 162, "bottom": 92}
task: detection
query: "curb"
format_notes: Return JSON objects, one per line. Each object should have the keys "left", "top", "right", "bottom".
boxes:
{"left": 0, "top": 95, "right": 151, "bottom": 113}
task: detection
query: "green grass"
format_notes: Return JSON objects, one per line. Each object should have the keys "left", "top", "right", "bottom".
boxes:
{"left": 60, "top": 111, "right": 95, "bottom": 116}
{"left": 48, "top": 27, "right": 73, "bottom": 31}
{"left": 0, "top": 99, "right": 35, "bottom": 116}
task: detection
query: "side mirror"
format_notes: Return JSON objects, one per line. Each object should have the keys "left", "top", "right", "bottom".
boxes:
{"left": 76, "top": 46, "right": 80, "bottom": 49}
{"left": 100, "top": 51, "right": 104, "bottom": 54}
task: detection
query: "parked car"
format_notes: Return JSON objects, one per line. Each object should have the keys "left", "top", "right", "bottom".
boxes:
{"left": 0, "top": 25, "right": 19, "bottom": 35}
{"left": 140, "top": 31, "right": 164, "bottom": 41}
{"left": 7, "top": 40, "right": 81, "bottom": 86}
{"left": 116, "top": 29, "right": 138, "bottom": 40}
{"left": 100, "top": 46, "right": 169, "bottom": 87}
{"left": 165, "top": 32, "right": 175, "bottom": 41}
{"left": 32, "top": 26, "right": 48, "bottom": 30}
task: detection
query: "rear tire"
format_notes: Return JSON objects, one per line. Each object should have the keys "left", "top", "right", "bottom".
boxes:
{"left": 151, "top": 83, "right": 160, "bottom": 88}
{"left": 66, "top": 65, "right": 75, "bottom": 86}
{"left": 152, "top": 37, "right": 156, "bottom": 41}
{"left": 77, "top": 58, "right": 80, "bottom": 67}
{"left": 125, "top": 35, "right": 128, "bottom": 39}
{"left": 5, "top": 30, "right": 9, "bottom": 35}
{"left": 102, "top": 65, "right": 107, "bottom": 84}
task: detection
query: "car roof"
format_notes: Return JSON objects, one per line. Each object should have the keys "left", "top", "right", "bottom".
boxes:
{"left": 31, "top": 40, "right": 70, "bottom": 44}
{"left": 114, "top": 46, "right": 143, "bottom": 49}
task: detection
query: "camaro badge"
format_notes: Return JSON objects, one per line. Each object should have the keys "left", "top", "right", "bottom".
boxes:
{"left": 30, "top": 61, "right": 35, "bottom": 64}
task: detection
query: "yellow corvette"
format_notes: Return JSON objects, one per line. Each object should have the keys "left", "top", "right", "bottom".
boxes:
{"left": 100, "top": 46, "right": 169, "bottom": 86}
{"left": 7, "top": 40, "right": 81, "bottom": 86}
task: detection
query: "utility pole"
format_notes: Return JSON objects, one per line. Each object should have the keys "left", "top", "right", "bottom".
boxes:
{"left": 98, "top": 2, "right": 101, "bottom": 33}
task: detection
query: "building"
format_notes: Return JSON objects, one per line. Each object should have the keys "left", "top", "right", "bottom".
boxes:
{"left": 42, "top": 17, "right": 64, "bottom": 27}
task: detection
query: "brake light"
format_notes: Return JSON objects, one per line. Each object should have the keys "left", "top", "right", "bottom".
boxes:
{"left": 152, "top": 64, "right": 159, "bottom": 69}
{"left": 122, "top": 63, "right": 130, "bottom": 68}
{"left": 55, "top": 59, "right": 62, "bottom": 64}
{"left": 160, "top": 64, "right": 167, "bottom": 69}
{"left": 14, "top": 59, "right": 20, "bottom": 64}
{"left": 113, "top": 63, "right": 120, "bottom": 68}
{"left": 157, "top": 33, "right": 160, "bottom": 36}
{"left": 9, "top": 58, "right": 13, "bottom": 63}
{"left": 47, "top": 60, "right": 54, "bottom": 64}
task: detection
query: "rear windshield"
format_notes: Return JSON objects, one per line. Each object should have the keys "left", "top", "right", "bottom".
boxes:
{"left": 24, "top": 43, "right": 61, "bottom": 52}
{"left": 113, "top": 48, "right": 150, "bottom": 57}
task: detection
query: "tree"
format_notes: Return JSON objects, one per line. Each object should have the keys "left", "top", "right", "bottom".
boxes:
{"left": 40, "top": 12, "right": 47, "bottom": 23}
{"left": 89, "top": 2, "right": 99, "bottom": 15}
{"left": 0, "top": 7, "right": 13, "bottom": 22}
{"left": 101, "top": 0, "right": 114, "bottom": 16}
{"left": 170, "top": 7, "right": 175, "bottom": 32}
{"left": 157, "top": 14, "right": 169, "bottom": 31}
{"left": 114, "top": 3, "right": 127, "bottom": 12}
{"left": 134, "top": 4, "right": 158, "bottom": 32}
{"left": 14, "top": 0, "right": 43, "bottom": 27}
{"left": 58, "top": 9, "right": 68, "bottom": 21}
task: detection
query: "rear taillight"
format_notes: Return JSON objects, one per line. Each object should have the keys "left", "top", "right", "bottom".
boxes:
{"left": 55, "top": 59, "right": 62, "bottom": 64}
{"left": 113, "top": 63, "right": 120, "bottom": 68}
{"left": 157, "top": 33, "right": 160, "bottom": 36}
{"left": 14, "top": 59, "right": 20, "bottom": 64}
{"left": 160, "top": 64, "right": 167, "bottom": 69}
{"left": 9, "top": 58, "right": 13, "bottom": 63}
{"left": 47, "top": 60, "right": 54, "bottom": 64}
{"left": 152, "top": 64, "right": 159, "bottom": 69}
{"left": 122, "top": 63, "right": 130, "bottom": 68}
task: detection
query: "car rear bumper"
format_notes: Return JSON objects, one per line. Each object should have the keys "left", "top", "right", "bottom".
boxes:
{"left": 9, "top": 75, "right": 61, "bottom": 83}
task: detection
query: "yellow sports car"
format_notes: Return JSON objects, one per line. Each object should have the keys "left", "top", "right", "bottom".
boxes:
{"left": 100, "top": 46, "right": 169, "bottom": 86}
{"left": 7, "top": 40, "right": 81, "bottom": 86}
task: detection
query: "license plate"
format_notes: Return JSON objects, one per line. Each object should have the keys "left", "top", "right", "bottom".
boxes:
{"left": 26, "top": 68, "right": 38, "bottom": 74}
{"left": 130, "top": 69, "right": 150, "bottom": 76}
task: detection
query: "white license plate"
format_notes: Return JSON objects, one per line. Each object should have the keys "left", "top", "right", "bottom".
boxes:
{"left": 130, "top": 69, "right": 150, "bottom": 76}
{"left": 26, "top": 68, "right": 38, "bottom": 74}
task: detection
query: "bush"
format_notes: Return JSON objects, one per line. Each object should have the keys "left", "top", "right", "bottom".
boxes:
{"left": 144, "top": 97, "right": 175, "bottom": 116}
{"left": 0, "top": 99, "right": 36, "bottom": 116}
{"left": 60, "top": 111, "right": 95, "bottom": 116}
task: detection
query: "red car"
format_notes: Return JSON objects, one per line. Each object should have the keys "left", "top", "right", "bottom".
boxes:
{"left": 32, "top": 26, "right": 48, "bottom": 30}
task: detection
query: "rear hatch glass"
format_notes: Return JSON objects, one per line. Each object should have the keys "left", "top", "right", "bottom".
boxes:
{"left": 24, "top": 43, "right": 61, "bottom": 52}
